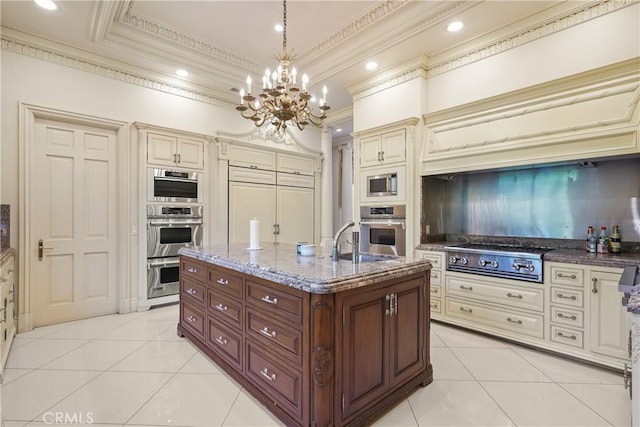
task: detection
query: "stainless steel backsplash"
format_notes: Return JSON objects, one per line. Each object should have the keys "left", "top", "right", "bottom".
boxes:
{"left": 421, "top": 158, "right": 640, "bottom": 242}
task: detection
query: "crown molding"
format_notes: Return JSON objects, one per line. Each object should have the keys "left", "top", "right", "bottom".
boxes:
{"left": 348, "top": 56, "right": 428, "bottom": 101}
{"left": 1, "top": 32, "right": 236, "bottom": 109}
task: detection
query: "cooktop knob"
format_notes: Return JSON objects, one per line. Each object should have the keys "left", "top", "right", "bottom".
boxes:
{"left": 461, "top": 257, "right": 469, "bottom": 265}
{"left": 491, "top": 260, "right": 499, "bottom": 268}
{"left": 479, "top": 259, "right": 487, "bottom": 267}
{"left": 449, "top": 256, "right": 458, "bottom": 264}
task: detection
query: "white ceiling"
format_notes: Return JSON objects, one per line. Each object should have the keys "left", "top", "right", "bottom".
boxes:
{"left": 1, "top": 0, "right": 567, "bottom": 136}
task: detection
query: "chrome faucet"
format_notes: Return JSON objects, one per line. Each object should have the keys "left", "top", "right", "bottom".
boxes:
{"left": 332, "top": 221, "right": 355, "bottom": 261}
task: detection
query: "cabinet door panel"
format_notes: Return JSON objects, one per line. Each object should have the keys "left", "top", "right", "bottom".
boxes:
{"left": 391, "top": 277, "right": 425, "bottom": 386}
{"left": 277, "top": 186, "right": 314, "bottom": 244}
{"left": 590, "top": 269, "right": 631, "bottom": 359}
{"left": 359, "top": 135, "right": 382, "bottom": 168}
{"left": 228, "top": 182, "right": 276, "bottom": 245}
{"left": 147, "top": 133, "right": 177, "bottom": 167}
{"left": 176, "top": 138, "right": 204, "bottom": 169}
{"left": 341, "top": 286, "right": 389, "bottom": 418}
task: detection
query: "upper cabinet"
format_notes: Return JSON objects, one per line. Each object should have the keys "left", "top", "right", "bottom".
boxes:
{"left": 147, "top": 132, "right": 205, "bottom": 170}
{"left": 359, "top": 129, "right": 406, "bottom": 168}
{"left": 228, "top": 144, "right": 277, "bottom": 171}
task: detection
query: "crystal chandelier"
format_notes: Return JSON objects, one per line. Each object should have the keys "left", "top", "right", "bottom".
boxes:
{"left": 236, "top": 0, "right": 330, "bottom": 132}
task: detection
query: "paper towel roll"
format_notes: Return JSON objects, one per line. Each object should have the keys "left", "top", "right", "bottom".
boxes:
{"left": 249, "top": 218, "right": 260, "bottom": 249}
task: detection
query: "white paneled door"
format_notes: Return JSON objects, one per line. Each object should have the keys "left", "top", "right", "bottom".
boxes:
{"left": 30, "top": 118, "right": 118, "bottom": 327}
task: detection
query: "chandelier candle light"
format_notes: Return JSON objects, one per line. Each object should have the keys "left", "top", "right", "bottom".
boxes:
{"left": 236, "top": 0, "right": 330, "bottom": 131}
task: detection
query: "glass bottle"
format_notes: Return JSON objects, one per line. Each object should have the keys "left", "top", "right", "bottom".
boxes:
{"left": 596, "top": 226, "right": 609, "bottom": 254}
{"left": 610, "top": 225, "right": 621, "bottom": 254}
{"left": 585, "top": 226, "right": 594, "bottom": 252}
{"left": 588, "top": 226, "right": 597, "bottom": 253}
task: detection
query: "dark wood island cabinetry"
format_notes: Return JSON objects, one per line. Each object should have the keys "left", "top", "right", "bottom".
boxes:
{"left": 177, "top": 244, "right": 432, "bottom": 427}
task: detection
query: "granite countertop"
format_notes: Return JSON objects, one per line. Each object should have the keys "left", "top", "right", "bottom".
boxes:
{"left": 179, "top": 243, "right": 431, "bottom": 294}
{"left": 627, "top": 292, "right": 640, "bottom": 314}
{"left": 416, "top": 242, "right": 640, "bottom": 269}
{"left": 0, "top": 247, "right": 15, "bottom": 265}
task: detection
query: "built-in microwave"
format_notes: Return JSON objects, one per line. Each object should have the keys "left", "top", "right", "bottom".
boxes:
{"left": 147, "top": 168, "right": 203, "bottom": 203}
{"left": 367, "top": 172, "right": 397, "bottom": 197}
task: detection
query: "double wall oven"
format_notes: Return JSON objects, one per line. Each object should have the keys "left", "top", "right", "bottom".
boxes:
{"left": 146, "top": 168, "right": 204, "bottom": 299}
{"left": 360, "top": 205, "right": 406, "bottom": 256}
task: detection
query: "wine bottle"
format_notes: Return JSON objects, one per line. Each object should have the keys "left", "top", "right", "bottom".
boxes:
{"left": 597, "top": 226, "right": 609, "bottom": 254}
{"left": 585, "top": 226, "right": 594, "bottom": 252}
{"left": 588, "top": 226, "right": 597, "bottom": 253}
{"left": 610, "top": 225, "right": 621, "bottom": 254}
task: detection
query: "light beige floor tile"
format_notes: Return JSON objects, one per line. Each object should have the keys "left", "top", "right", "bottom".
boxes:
{"left": 3, "top": 421, "right": 28, "bottom": 427}
{"left": 430, "top": 322, "right": 509, "bottom": 348}
{"left": 222, "top": 389, "right": 285, "bottom": 426}
{"left": 429, "top": 329, "right": 446, "bottom": 347}
{"left": 408, "top": 380, "right": 514, "bottom": 426}
{"left": 127, "top": 373, "right": 240, "bottom": 426}
{"left": 41, "top": 339, "right": 147, "bottom": 371}
{"left": 108, "top": 341, "right": 196, "bottom": 373}
{"left": 179, "top": 351, "right": 223, "bottom": 374}
{"left": 45, "top": 313, "right": 140, "bottom": 340}
{"left": 1, "top": 370, "right": 99, "bottom": 421}
{"left": 513, "top": 347, "right": 624, "bottom": 384}
{"left": 482, "top": 381, "right": 611, "bottom": 426}
{"left": 371, "top": 398, "right": 418, "bottom": 426}
{"left": 150, "top": 325, "right": 185, "bottom": 342}
{"left": 452, "top": 347, "right": 552, "bottom": 382}
{"left": 5, "top": 339, "right": 89, "bottom": 369}
{"left": 1, "top": 368, "right": 32, "bottom": 385}
{"left": 44, "top": 371, "right": 172, "bottom": 424}
{"left": 100, "top": 318, "right": 177, "bottom": 341}
{"left": 430, "top": 347, "right": 474, "bottom": 380}
{"left": 8, "top": 336, "right": 35, "bottom": 350}
{"left": 14, "top": 321, "right": 79, "bottom": 339}
{"left": 560, "top": 383, "right": 632, "bottom": 426}
{"left": 143, "top": 304, "right": 179, "bottom": 321}
{"left": 27, "top": 422, "right": 120, "bottom": 427}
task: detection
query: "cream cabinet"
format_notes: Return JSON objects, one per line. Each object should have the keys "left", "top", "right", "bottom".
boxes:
{"left": 415, "top": 250, "right": 444, "bottom": 317}
{"left": 1, "top": 252, "right": 16, "bottom": 376}
{"left": 359, "top": 130, "right": 406, "bottom": 168}
{"left": 147, "top": 132, "right": 204, "bottom": 170}
{"left": 547, "top": 263, "right": 587, "bottom": 350}
{"left": 228, "top": 144, "right": 277, "bottom": 171}
{"left": 228, "top": 167, "right": 314, "bottom": 245}
{"left": 589, "top": 267, "right": 631, "bottom": 360}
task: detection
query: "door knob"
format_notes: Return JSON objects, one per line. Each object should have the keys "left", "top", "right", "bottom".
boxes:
{"left": 38, "top": 239, "right": 53, "bottom": 261}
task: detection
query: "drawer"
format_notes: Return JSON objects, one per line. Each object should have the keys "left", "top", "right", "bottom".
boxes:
{"left": 430, "top": 285, "right": 441, "bottom": 298}
{"left": 229, "top": 166, "right": 276, "bottom": 185}
{"left": 550, "top": 306, "right": 584, "bottom": 328}
{"left": 276, "top": 172, "right": 314, "bottom": 188}
{"left": 430, "top": 269, "right": 442, "bottom": 286}
{"left": 445, "top": 298, "right": 544, "bottom": 338}
{"left": 181, "top": 276, "right": 206, "bottom": 306}
{"left": 430, "top": 300, "right": 441, "bottom": 314}
{"left": 550, "top": 325, "right": 584, "bottom": 349}
{"left": 550, "top": 286, "right": 584, "bottom": 308}
{"left": 181, "top": 258, "right": 206, "bottom": 283}
{"left": 421, "top": 252, "right": 443, "bottom": 270}
{"left": 277, "top": 153, "right": 315, "bottom": 175}
{"left": 446, "top": 276, "right": 544, "bottom": 312}
{"left": 208, "top": 290, "right": 243, "bottom": 329}
{"left": 208, "top": 266, "right": 243, "bottom": 299}
{"left": 548, "top": 264, "right": 584, "bottom": 288}
{"left": 207, "top": 318, "right": 243, "bottom": 371}
{"left": 247, "top": 309, "right": 302, "bottom": 365}
{"left": 247, "top": 280, "right": 303, "bottom": 325}
{"left": 246, "top": 342, "right": 302, "bottom": 419}
{"left": 181, "top": 302, "right": 206, "bottom": 340}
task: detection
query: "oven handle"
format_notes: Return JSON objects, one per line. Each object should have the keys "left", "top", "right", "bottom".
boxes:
{"left": 153, "top": 176, "right": 198, "bottom": 184}
{"left": 360, "top": 220, "right": 406, "bottom": 229}
{"left": 148, "top": 220, "right": 203, "bottom": 226}
{"left": 147, "top": 259, "right": 180, "bottom": 269}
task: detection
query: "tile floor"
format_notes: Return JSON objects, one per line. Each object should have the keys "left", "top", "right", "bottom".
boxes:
{"left": 1, "top": 304, "right": 631, "bottom": 427}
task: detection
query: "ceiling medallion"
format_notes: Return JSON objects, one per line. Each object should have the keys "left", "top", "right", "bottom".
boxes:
{"left": 236, "top": 0, "right": 330, "bottom": 132}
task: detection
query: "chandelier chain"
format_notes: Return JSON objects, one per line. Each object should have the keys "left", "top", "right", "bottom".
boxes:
{"left": 282, "top": 0, "right": 287, "bottom": 52}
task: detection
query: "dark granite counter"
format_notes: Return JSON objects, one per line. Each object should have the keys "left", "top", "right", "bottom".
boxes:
{"left": 179, "top": 243, "right": 431, "bottom": 294}
{"left": 628, "top": 292, "right": 640, "bottom": 314}
{"left": 1, "top": 248, "right": 15, "bottom": 265}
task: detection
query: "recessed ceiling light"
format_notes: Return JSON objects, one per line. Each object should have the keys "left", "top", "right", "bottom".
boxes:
{"left": 336, "top": 128, "right": 343, "bottom": 133}
{"left": 447, "top": 21, "right": 464, "bottom": 32}
{"left": 366, "top": 61, "right": 378, "bottom": 71}
{"left": 34, "top": 0, "right": 57, "bottom": 10}
{"left": 274, "top": 23, "right": 284, "bottom": 32}
{"left": 176, "top": 69, "right": 189, "bottom": 77}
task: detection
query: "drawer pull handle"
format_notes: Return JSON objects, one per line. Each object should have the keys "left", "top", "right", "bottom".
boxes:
{"left": 556, "top": 312, "right": 577, "bottom": 321}
{"left": 260, "top": 326, "right": 277, "bottom": 338}
{"left": 557, "top": 273, "right": 577, "bottom": 280}
{"left": 186, "top": 315, "right": 197, "bottom": 323}
{"left": 506, "top": 293, "right": 523, "bottom": 299}
{"left": 187, "top": 267, "right": 197, "bottom": 273}
{"left": 261, "top": 295, "right": 278, "bottom": 305}
{"left": 556, "top": 331, "right": 577, "bottom": 340}
{"left": 186, "top": 288, "right": 197, "bottom": 295}
{"left": 459, "top": 307, "right": 473, "bottom": 314}
{"left": 591, "top": 277, "right": 598, "bottom": 294}
{"left": 430, "top": 303, "right": 438, "bottom": 308}
{"left": 506, "top": 317, "right": 523, "bottom": 325}
{"left": 260, "top": 368, "right": 276, "bottom": 382}
{"left": 215, "top": 336, "right": 228, "bottom": 345}
{"left": 556, "top": 293, "right": 577, "bottom": 301}
{"left": 431, "top": 288, "right": 439, "bottom": 294}
{"left": 215, "top": 303, "right": 228, "bottom": 312}
{"left": 216, "top": 278, "right": 229, "bottom": 286}
{"left": 459, "top": 285, "right": 473, "bottom": 291}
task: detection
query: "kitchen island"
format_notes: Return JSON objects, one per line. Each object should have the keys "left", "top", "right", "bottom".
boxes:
{"left": 177, "top": 244, "right": 432, "bottom": 427}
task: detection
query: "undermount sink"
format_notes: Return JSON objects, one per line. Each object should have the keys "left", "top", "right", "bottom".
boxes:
{"left": 337, "top": 253, "right": 394, "bottom": 262}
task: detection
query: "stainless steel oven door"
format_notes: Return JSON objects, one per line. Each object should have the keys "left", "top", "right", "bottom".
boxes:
{"left": 360, "top": 220, "right": 406, "bottom": 256}
{"left": 147, "top": 218, "right": 203, "bottom": 258}
{"left": 147, "top": 257, "right": 180, "bottom": 299}
{"left": 147, "top": 168, "right": 203, "bottom": 203}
